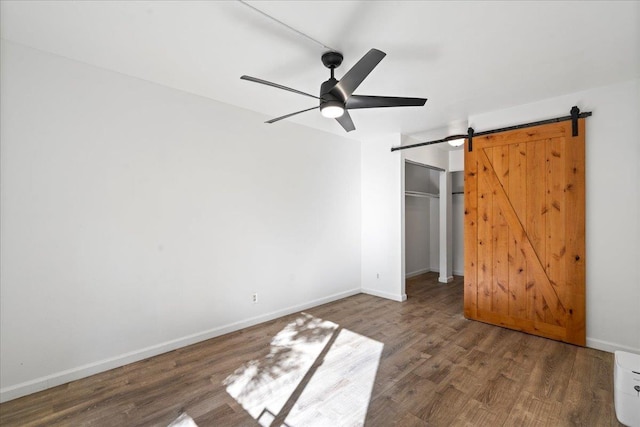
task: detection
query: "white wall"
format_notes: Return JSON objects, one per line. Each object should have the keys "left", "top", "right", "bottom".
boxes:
{"left": 449, "top": 149, "right": 464, "bottom": 172}
{"left": 469, "top": 79, "right": 640, "bottom": 354}
{"left": 361, "top": 135, "right": 405, "bottom": 302}
{"left": 0, "top": 41, "right": 362, "bottom": 401}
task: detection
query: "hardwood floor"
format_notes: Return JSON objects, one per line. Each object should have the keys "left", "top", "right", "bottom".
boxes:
{"left": 0, "top": 273, "right": 621, "bottom": 426}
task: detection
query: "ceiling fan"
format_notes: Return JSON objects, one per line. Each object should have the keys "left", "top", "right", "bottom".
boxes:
{"left": 241, "top": 49, "right": 427, "bottom": 132}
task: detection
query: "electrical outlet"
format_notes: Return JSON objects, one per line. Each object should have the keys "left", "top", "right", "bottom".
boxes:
{"left": 252, "top": 293, "right": 258, "bottom": 304}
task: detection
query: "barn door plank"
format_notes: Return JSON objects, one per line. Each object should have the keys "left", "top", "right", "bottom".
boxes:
{"left": 492, "top": 146, "right": 510, "bottom": 315}
{"left": 526, "top": 140, "right": 548, "bottom": 323}
{"left": 564, "top": 120, "right": 586, "bottom": 345}
{"left": 508, "top": 143, "right": 527, "bottom": 320}
{"left": 546, "top": 137, "right": 567, "bottom": 327}
{"left": 477, "top": 148, "right": 494, "bottom": 313}
{"left": 464, "top": 141, "right": 478, "bottom": 319}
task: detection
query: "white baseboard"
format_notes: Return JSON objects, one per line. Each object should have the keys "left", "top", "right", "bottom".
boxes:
{"left": 361, "top": 287, "right": 407, "bottom": 302}
{"left": 0, "top": 288, "right": 361, "bottom": 403}
{"left": 586, "top": 337, "right": 640, "bottom": 354}
{"left": 453, "top": 270, "right": 464, "bottom": 276}
{"left": 439, "top": 275, "right": 454, "bottom": 283}
{"left": 405, "top": 268, "right": 431, "bottom": 278}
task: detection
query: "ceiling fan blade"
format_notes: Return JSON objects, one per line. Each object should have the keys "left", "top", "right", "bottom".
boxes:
{"left": 335, "top": 110, "right": 355, "bottom": 132}
{"left": 330, "top": 49, "right": 386, "bottom": 100}
{"left": 346, "top": 95, "right": 427, "bottom": 109}
{"left": 265, "top": 106, "right": 319, "bottom": 124}
{"left": 241, "top": 75, "right": 321, "bottom": 100}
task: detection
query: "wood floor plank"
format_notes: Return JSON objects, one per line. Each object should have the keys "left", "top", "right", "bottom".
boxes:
{"left": 503, "top": 390, "right": 563, "bottom": 426}
{"left": 453, "top": 398, "right": 508, "bottom": 427}
{"left": 414, "top": 383, "right": 471, "bottom": 425}
{"left": 0, "top": 273, "right": 622, "bottom": 426}
{"left": 524, "top": 338, "right": 577, "bottom": 402}
{"left": 472, "top": 372, "right": 523, "bottom": 414}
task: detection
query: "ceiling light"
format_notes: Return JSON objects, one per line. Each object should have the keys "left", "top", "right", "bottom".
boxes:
{"left": 321, "top": 100, "right": 345, "bottom": 118}
{"left": 447, "top": 138, "right": 465, "bottom": 147}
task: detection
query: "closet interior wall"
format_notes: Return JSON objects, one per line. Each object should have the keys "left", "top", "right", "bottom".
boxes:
{"left": 404, "top": 162, "right": 440, "bottom": 277}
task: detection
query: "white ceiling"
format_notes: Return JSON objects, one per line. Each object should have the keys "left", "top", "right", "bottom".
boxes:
{"left": 1, "top": 1, "right": 639, "bottom": 142}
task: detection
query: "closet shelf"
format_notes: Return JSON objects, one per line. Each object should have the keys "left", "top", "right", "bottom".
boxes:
{"left": 405, "top": 191, "right": 439, "bottom": 199}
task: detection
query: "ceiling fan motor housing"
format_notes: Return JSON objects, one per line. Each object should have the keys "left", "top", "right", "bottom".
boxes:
{"left": 320, "top": 77, "right": 342, "bottom": 103}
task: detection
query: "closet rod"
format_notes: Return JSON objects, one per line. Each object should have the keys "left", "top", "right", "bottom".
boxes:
{"left": 405, "top": 191, "right": 439, "bottom": 199}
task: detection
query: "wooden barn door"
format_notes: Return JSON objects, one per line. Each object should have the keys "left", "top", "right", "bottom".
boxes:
{"left": 464, "top": 120, "right": 586, "bottom": 346}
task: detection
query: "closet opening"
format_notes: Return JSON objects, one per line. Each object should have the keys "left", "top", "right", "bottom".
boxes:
{"left": 403, "top": 159, "right": 464, "bottom": 299}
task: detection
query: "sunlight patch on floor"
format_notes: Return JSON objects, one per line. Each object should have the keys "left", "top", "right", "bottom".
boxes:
{"left": 167, "top": 412, "right": 198, "bottom": 427}
{"left": 223, "top": 313, "right": 383, "bottom": 426}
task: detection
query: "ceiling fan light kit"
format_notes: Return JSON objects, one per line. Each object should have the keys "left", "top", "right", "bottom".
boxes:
{"left": 241, "top": 48, "right": 427, "bottom": 132}
{"left": 320, "top": 100, "right": 344, "bottom": 118}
